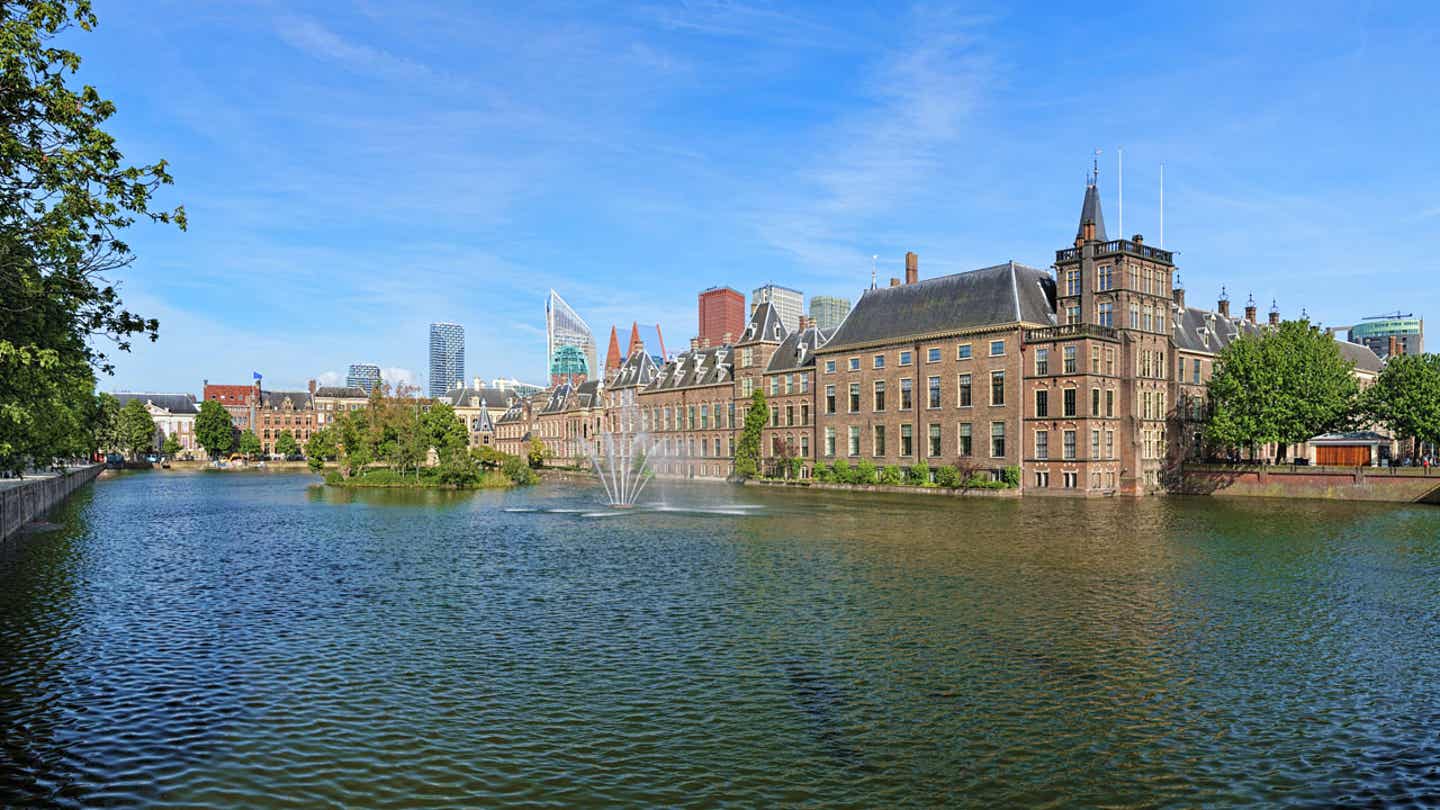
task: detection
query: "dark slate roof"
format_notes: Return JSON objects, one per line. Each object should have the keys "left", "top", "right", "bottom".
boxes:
{"left": 739, "top": 302, "right": 789, "bottom": 345}
{"left": 1078, "top": 181, "right": 1107, "bottom": 242}
{"left": 824, "top": 262, "right": 1056, "bottom": 351}
{"left": 440, "top": 386, "right": 517, "bottom": 409}
{"left": 1336, "top": 340, "right": 1384, "bottom": 374}
{"left": 1170, "top": 305, "right": 1263, "bottom": 355}
{"left": 610, "top": 348, "right": 659, "bottom": 390}
{"left": 570, "top": 379, "right": 602, "bottom": 409}
{"left": 766, "top": 326, "right": 835, "bottom": 373}
{"left": 474, "top": 407, "right": 495, "bottom": 433}
{"left": 314, "top": 386, "right": 368, "bottom": 399}
{"left": 541, "top": 384, "right": 572, "bottom": 414}
{"left": 259, "top": 390, "right": 312, "bottom": 410}
{"left": 497, "top": 401, "right": 527, "bottom": 424}
{"left": 646, "top": 345, "right": 733, "bottom": 391}
{"left": 113, "top": 392, "right": 199, "bottom": 415}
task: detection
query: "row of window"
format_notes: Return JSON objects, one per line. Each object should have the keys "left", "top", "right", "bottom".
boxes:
{"left": 1062, "top": 265, "right": 1170, "bottom": 297}
{"left": 822, "top": 422, "right": 1006, "bottom": 459}
{"left": 824, "top": 372, "right": 1008, "bottom": 414}
{"left": 822, "top": 340, "right": 1007, "bottom": 374}
{"left": 1034, "top": 387, "right": 1116, "bottom": 419}
{"left": 630, "top": 402, "right": 737, "bottom": 433}
{"left": 1033, "top": 470, "right": 1118, "bottom": 490}
{"left": 1033, "top": 345, "right": 1118, "bottom": 377}
{"left": 1033, "top": 428, "right": 1115, "bottom": 461}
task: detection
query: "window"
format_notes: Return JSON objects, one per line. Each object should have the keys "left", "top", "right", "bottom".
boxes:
{"left": 957, "top": 343, "right": 972, "bottom": 360}
{"left": 770, "top": 376, "right": 779, "bottom": 396}
{"left": 1130, "top": 303, "right": 1140, "bottom": 329}
{"left": 1091, "top": 429, "right": 1100, "bottom": 459}
{"left": 874, "top": 425, "right": 886, "bottom": 456}
{"left": 956, "top": 374, "right": 970, "bottom": 407}
{"left": 900, "top": 378, "right": 913, "bottom": 410}
{"left": 1066, "top": 305, "right": 1081, "bottom": 325}
{"left": 1091, "top": 387, "right": 1101, "bottom": 417}
{"left": 1035, "top": 429, "right": 1049, "bottom": 460}
{"left": 1192, "top": 359, "right": 1201, "bottom": 385}
{"left": 990, "top": 422, "right": 1006, "bottom": 458}
{"left": 1098, "top": 264, "right": 1113, "bottom": 290}
{"left": 1063, "top": 388, "right": 1077, "bottom": 417}
{"left": 825, "top": 427, "right": 836, "bottom": 457}
{"left": 1036, "top": 348, "right": 1049, "bottom": 375}
{"left": 1064, "top": 471, "right": 1078, "bottom": 489}
{"left": 989, "top": 340, "right": 1005, "bottom": 356}
{"left": 800, "top": 375, "right": 809, "bottom": 393}
{"left": 1064, "top": 346, "right": 1077, "bottom": 374}
{"left": 849, "top": 383, "right": 860, "bottom": 413}
{"left": 900, "top": 424, "right": 913, "bottom": 456}
{"left": 990, "top": 371, "right": 1005, "bottom": 406}
{"left": 801, "top": 403, "right": 810, "bottom": 425}
{"left": 800, "top": 434, "right": 809, "bottom": 457}
{"left": 1035, "top": 471, "right": 1050, "bottom": 488}
{"left": 1098, "top": 301, "right": 1114, "bottom": 327}
{"left": 785, "top": 374, "right": 794, "bottom": 394}
{"left": 1105, "top": 429, "right": 1114, "bottom": 459}
{"left": 742, "top": 378, "right": 753, "bottom": 397}
{"left": 873, "top": 354, "right": 885, "bottom": 369}
{"left": 1106, "top": 349, "right": 1115, "bottom": 376}
{"left": 1065, "top": 269, "right": 1080, "bottom": 296}
{"left": 825, "top": 360, "right": 835, "bottom": 374}
{"left": 825, "top": 385, "right": 836, "bottom": 414}
{"left": 848, "top": 357, "right": 860, "bottom": 371}
{"left": 1035, "top": 389, "right": 1049, "bottom": 418}
{"left": 701, "top": 404, "right": 710, "bottom": 429}
{"left": 1144, "top": 307, "right": 1153, "bottom": 332}
{"left": 958, "top": 422, "right": 972, "bottom": 456}
{"left": 873, "top": 380, "right": 886, "bottom": 412}
{"left": 928, "top": 424, "right": 942, "bottom": 457}
{"left": 848, "top": 426, "right": 860, "bottom": 457}
{"left": 927, "top": 347, "right": 941, "bottom": 363}
{"left": 741, "top": 348, "right": 752, "bottom": 368}
{"left": 786, "top": 404, "right": 794, "bottom": 427}
{"left": 899, "top": 350, "right": 912, "bottom": 366}
{"left": 1156, "top": 311, "right": 1166, "bottom": 334}
{"left": 1106, "top": 388, "right": 1114, "bottom": 418}
{"left": 928, "top": 376, "right": 942, "bottom": 408}
{"left": 1063, "top": 429, "right": 1077, "bottom": 460}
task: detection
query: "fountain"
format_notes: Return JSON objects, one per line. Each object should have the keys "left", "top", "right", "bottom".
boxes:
{"left": 585, "top": 430, "right": 657, "bottom": 508}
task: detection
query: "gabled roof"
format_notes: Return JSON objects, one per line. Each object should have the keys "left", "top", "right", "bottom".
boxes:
{"left": 314, "top": 386, "right": 369, "bottom": 399}
{"left": 113, "top": 392, "right": 199, "bottom": 415}
{"left": 766, "top": 326, "right": 835, "bottom": 373}
{"left": 645, "top": 345, "right": 733, "bottom": 391}
{"left": 824, "top": 261, "right": 1056, "bottom": 352}
{"left": 497, "top": 401, "right": 527, "bottom": 424}
{"left": 258, "top": 390, "right": 312, "bottom": 411}
{"left": 739, "top": 302, "right": 788, "bottom": 345}
{"left": 610, "top": 348, "right": 660, "bottom": 390}
{"left": 570, "top": 379, "right": 602, "bottom": 409}
{"left": 1078, "top": 181, "right": 1107, "bottom": 242}
{"left": 440, "top": 386, "right": 517, "bottom": 409}
{"left": 1170, "top": 305, "right": 1264, "bottom": 355}
{"left": 1336, "top": 340, "right": 1384, "bottom": 374}
{"left": 541, "top": 384, "right": 572, "bottom": 414}
{"left": 474, "top": 404, "right": 495, "bottom": 433}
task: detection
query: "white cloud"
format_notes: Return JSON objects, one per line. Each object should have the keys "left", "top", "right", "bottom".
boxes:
{"left": 274, "top": 15, "right": 436, "bottom": 83}
{"left": 315, "top": 370, "right": 344, "bottom": 386}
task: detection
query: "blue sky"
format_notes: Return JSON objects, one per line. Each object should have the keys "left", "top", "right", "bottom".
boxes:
{"left": 81, "top": 0, "right": 1439, "bottom": 394}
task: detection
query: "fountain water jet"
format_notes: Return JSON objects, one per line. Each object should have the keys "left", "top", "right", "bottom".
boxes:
{"left": 584, "top": 414, "right": 660, "bottom": 508}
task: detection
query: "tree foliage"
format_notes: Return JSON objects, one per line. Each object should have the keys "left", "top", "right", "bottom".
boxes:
{"left": 274, "top": 430, "right": 299, "bottom": 457}
{"left": 161, "top": 433, "right": 180, "bottom": 456}
{"left": 116, "top": 397, "right": 154, "bottom": 458}
{"left": 0, "top": 2, "right": 183, "bottom": 473}
{"left": 237, "top": 429, "right": 261, "bottom": 459}
{"left": 1364, "top": 353, "right": 1440, "bottom": 448}
{"left": 194, "top": 399, "right": 233, "bottom": 459}
{"left": 734, "top": 389, "right": 768, "bottom": 479}
{"left": 1205, "top": 320, "right": 1359, "bottom": 455}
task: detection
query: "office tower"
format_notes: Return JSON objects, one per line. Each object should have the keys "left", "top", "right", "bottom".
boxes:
{"left": 751, "top": 284, "right": 803, "bottom": 332}
{"left": 428, "top": 322, "right": 465, "bottom": 398}
{"left": 698, "top": 286, "right": 745, "bottom": 346}
{"left": 346, "top": 363, "right": 381, "bottom": 394}
{"left": 546, "top": 290, "right": 597, "bottom": 386}
{"left": 808, "top": 295, "right": 851, "bottom": 330}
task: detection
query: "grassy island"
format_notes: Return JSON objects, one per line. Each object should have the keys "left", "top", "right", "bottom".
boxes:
{"left": 324, "top": 467, "right": 521, "bottom": 490}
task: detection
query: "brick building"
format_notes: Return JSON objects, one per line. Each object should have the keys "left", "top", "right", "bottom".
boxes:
{"left": 638, "top": 343, "right": 736, "bottom": 479}
{"left": 697, "top": 286, "right": 744, "bottom": 348}
{"left": 202, "top": 382, "right": 257, "bottom": 432}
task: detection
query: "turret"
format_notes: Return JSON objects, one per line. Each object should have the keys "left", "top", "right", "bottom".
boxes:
{"left": 1218, "top": 286, "right": 1231, "bottom": 319}
{"left": 1245, "top": 294, "right": 1257, "bottom": 324}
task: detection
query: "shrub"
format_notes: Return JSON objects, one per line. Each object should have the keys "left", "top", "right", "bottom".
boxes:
{"left": 502, "top": 455, "right": 538, "bottom": 485}
{"left": 908, "top": 462, "right": 930, "bottom": 485}
{"left": 813, "top": 462, "right": 833, "bottom": 482}
{"left": 854, "top": 460, "right": 877, "bottom": 485}
{"left": 832, "top": 459, "right": 851, "bottom": 484}
{"left": 880, "top": 464, "right": 904, "bottom": 485}
{"left": 1001, "top": 465, "right": 1021, "bottom": 488}
{"left": 935, "top": 465, "right": 960, "bottom": 488}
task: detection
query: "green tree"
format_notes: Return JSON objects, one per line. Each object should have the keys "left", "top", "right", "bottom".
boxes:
{"left": 117, "top": 398, "right": 155, "bottom": 459}
{"left": 161, "top": 433, "right": 181, "bottom": 457}
{"left": 908, "top": 461, "right": 931, "bottom": 485}
{"left": 812, "top": 461, "right": 833, "bottom": 482}
{"left": 854, "top": 459, "right": 877, "bottom": 485}
{"left": 274, "top": 430, "right": 299, "bottom": 457}
{"left": 195, "top": 399, "right": 233, "bottom": 460}
{"left": 305, "top": 427, "right": 337, "bottom": 471}
{"left": 0, "top": 2, "right": 184, "bottom": 474}
{"left": 1205, "top": 320, "right": 1360, "bottom": 459}
{"left": 527, "top": 436, "right": 548, "bottom": 469}
{"left": 502, "top": 454, "right": 538, "bottom": 485}
{"left": 880, "top": 464, "right": 904, "bottom": 485}
{"left": 831, "top": 458, "right": 851, "bottom": 484}
{"left": 237, "top": 430, "right": 261, "bottom": 460}
{"left": 1364, "top": 354, "right": 1440, "bottom": 451}
{"left": 92, "top": 391, "right": 120, "bottom": 453}
{"left": 734, "top": 390, "right": 768, "bottom": 479}
{"left": 935, "top": 465, "right": 960, "bottom": 488}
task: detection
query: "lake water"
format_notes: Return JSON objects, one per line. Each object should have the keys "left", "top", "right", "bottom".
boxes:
{"left": 3, "top": 471, "right": 1440, "bottom": 807}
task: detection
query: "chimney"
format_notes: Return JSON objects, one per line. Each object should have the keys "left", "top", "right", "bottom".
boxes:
{"left": 1268, "top": 300, "right": 1280, "bottom": 326}
{"left": 905, "top": 251, "right": 919, "bottom": 285}
{"left": 690, "top": 337, "right": 699, "bottom": 351}
{"left": 1389, "top": 335, "right": 1400, "bottom": 357}
{"left": 474, "top": 376, "right": 482, "bottom": 390}
{"left": 797, "top": 315, "right": 808, "bottom": 331}
{"left": 308, "top": 379, "right": 316, "bottom": 395}
{"left": 700, "top": 336, "right": 711, "bottom": 349}
{"left": 1173, "top": 286, "right": 1185, "bottom": 309}
{"left": 890, "top": 277, "right": 901, "bottom": 287}
{"left": 1217, "top": 287, "right": 1231, "bottom": 319}
{"left": 1244, "top": 295, "right": 1257, "bottom": 324}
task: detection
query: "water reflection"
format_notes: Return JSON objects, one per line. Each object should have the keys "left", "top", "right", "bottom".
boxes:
{"left": 1, "top": 472, "right": 1438, "bottom": 807}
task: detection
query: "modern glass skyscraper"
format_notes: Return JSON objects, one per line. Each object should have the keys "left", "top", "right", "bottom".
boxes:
{"left": 346, "top": 363, "right": 381, "bottom": 394}
{"left": 752, "top": 284, "right": 804, "bottom": 332}
{"left": 428, "top": 322, "right": 465, "bottom": 398}
{"left": 546, "top": 291, "right": 596, "bottom": 385}
{"left": 809, "top": 295, "right": 851, "bottom": 330}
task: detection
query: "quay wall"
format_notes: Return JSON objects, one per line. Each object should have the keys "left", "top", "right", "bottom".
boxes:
{"left": 1, "top": 464, "right": 104, "bottom": 543}
{"left": 1178, "top": 464, "right": 1440, "bottom": 505}
{"left": 744, "top": 479, "right": 1021, "bottom": 498}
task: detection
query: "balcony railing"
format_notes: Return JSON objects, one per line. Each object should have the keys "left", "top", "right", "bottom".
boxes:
{"left": 1055, "top": 240, "right": 1174, "bottom": 265}
{"left": 1024, "top": 323, "right": 1120, "bottom": 343}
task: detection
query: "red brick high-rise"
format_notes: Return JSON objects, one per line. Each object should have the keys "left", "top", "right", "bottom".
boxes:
{"left": 698, "top": 286, "right": 744, "bottom": 347}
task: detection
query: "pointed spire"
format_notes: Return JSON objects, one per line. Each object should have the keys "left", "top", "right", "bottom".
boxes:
{"left": 1076, "top": 173, "right": 1107, "bottom": 243}
{"left": 628, "top": 321, "right": 643, "bottom": 356}
{"left": 604, "top": 326, "right": 622, "bottom": 375}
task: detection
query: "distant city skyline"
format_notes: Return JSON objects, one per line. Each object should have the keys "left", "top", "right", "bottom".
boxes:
{"left": 428, "top": 323, "right": 465, "bottom": 398}
{"left": 87, "top": 2, "right": 1438, "bottom": 393}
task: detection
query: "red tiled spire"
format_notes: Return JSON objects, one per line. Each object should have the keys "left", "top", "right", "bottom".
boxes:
{"left": 605, "top": 325, "right": 622, "bottom": 375}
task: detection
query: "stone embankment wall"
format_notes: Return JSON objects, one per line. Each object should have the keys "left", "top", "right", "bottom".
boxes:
{"left": 1179, "top": 464, "right": 1440, "bottom": 504}
{"left": 1, "top": 464, "right": 104, "bottom": 542}
{"left": 744, "top": 479, "right": 1021, "bottom": 498}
